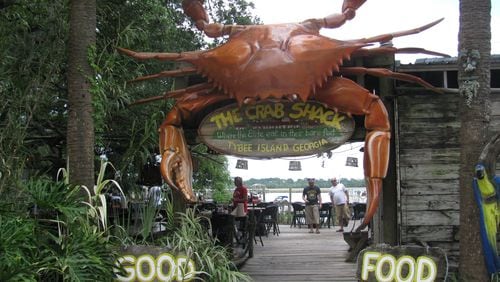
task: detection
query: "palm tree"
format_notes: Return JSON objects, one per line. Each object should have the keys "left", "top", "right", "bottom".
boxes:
{"left": 458, "top": 0, "right": 491, "bottom": 280}
{"left": 67, "top": 0, "right": 96, "bottom": 191}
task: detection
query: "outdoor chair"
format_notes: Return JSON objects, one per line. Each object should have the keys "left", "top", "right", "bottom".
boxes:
{"left": 234, "top": 216, "right": 249, "bottom": 247}
{"left": 260, "top": 204, "right": 280, "bottom": 236}
{"left": 252, "top": 208, "right": 265, "bottom": 246}
{"left": 351, "top": 203, "right": 366, "bottom": 220}
{"left": 290, "top": 202, "right": 305, "bottom": 228}
{"left": 319, "top": 202, "right": 332, "bottom": 228}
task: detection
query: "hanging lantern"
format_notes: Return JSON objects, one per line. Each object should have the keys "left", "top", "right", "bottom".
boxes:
{"left": 289, "top": 161, "right": 301, "bottom": 171}
{"left": 235, "top": 159, "right": 248, "bottom": 169}
{"left": 345, "top": 157, "right": 358, "bottom": 167}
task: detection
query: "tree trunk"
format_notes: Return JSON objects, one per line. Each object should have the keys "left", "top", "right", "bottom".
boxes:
{"left": 458, "top": 0, "right": 491, "bottom": 280}
{"left": 67, "top": 0, "right": 96, "bottom": 192}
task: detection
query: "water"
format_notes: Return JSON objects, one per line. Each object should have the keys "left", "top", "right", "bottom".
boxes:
{"left": 252, "top": 188, "right": 367, "bottom": 204}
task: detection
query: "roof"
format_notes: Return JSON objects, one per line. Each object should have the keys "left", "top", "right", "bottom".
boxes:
{"left": 396, "top": 54, "right": 500, "bottom": 71}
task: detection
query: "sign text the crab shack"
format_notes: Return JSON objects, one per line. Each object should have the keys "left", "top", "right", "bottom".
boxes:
{"left": 198, "top": 101, "right": 355, "bottom": 158}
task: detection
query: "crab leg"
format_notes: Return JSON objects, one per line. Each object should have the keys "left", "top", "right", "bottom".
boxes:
{"left": 338, "top": 67, "right": 442, "bottom": 93}
{"left": 159, "top": 92, "right": 231, "bottom": 203}
{"left": 351, "top": 18, "right": 444, "bottom": 45}
{"left": 129, "top": 67, "right": 198, "bottom": 83}
{"left": 315, "top": 77, "right": 390, "bottom": 232}
{"left": 302, "top": 0, "right": 366, "bottom": 30}
{"left": 351, "top": 46, "right": 450, "bottom": 59}
{"left": 159, "top": 124, "right": 196, "bottom": 202}
{"left": 181, "top": 0, "right": 245, "bottom": 38}
{"left": 117, "top": 47, "right": 200, "bottom": 62}
{"left": 131, "top": 83, "right": 213, "bottom": 106}
{"left": 345, "top": 18, "right": 447, "bottom": 60}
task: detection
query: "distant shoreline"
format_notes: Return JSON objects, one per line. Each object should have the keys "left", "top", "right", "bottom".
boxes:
{"left": 248, "top": 187, "right": 367, "bottom": 203}
{"left": 250, "top": 187, "right": 366, "bottom": 193}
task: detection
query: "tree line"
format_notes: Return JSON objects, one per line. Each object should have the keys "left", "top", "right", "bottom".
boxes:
{"left": 243, "top": 177, "right": 365, "bottom": 188}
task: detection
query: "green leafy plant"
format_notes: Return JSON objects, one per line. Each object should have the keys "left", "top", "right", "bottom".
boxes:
{"left": 0, "top": 178, "right": 119, "bottom": 281}
{"left": 2, "top": 172, "right": 250, "bottom": 281}
{"left": 192, "top": 145, "right": 232, "bottom": 197}
{"left": 116, "top": 190, "right": 250, "bottom": 281}
{"left": 212, "top": 188, "right": 233, "bottom": 204}
{"left": 278, "top": 210, "right": 292, "bottom": 225}
{"left": 137, "top": 198, "right": 163, "bottom": 241}
{"left": 0, "top": 216, "right": 39, "bottom": 281}
{"left": 82, "top": 159, "right": 126, "bottom": 232}
{"left": 26, "top": 178, "right": 87, "bottom": 223}
{"left": 162, "top": 209, "right": 251, "bottom": 282}
{"left": 37, "top": 225, "right": 117, "bottom": 281}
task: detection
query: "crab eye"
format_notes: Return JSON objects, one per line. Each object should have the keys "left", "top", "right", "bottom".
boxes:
{"left": 243, "top": 97, "right": 257, "bottom": 105}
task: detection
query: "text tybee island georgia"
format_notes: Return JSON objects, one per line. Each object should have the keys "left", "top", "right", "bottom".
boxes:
{"left": 198, "top": 101, "right": 355, "bottom": 158}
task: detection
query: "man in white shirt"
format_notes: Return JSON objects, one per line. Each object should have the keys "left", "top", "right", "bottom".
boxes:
{"left": 329, "top": 178, "right": 350, "bottom": 232}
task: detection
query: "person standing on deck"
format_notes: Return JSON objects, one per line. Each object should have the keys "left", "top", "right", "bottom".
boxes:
{"left": 303, "top": 178, "right": 322, "bottom": 234}
{"left": 232, "top": 176, "right": 248, "bottom": 214}
{"left": 329, "top": 178, "right": 350, "bottom": 232}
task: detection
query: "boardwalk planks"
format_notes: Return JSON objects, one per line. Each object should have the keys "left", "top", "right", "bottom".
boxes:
{"left": 240, "top": 224, "right": 360, "bottom": 281}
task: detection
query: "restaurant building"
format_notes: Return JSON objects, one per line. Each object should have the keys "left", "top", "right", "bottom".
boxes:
{"left": 361, "top": 54, "right": 500, "bottom": 269}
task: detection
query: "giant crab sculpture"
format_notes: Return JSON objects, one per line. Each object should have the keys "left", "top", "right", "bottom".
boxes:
{"left": 119, "top": 0, "right": 447, "bottom": 231}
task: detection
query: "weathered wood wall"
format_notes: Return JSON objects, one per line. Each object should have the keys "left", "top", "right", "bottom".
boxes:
{"left": 396, "top": 87, "right": 500, "bottom": 269}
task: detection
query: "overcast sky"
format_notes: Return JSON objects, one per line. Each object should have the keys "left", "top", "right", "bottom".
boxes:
{"left": 227, "top": 142, "right": 365, "bottom": 180}
{"left": 227, "top": 0, "right": 500, "bottom": 181}
{"left": 250, "top": 0, "right": 500, "bottom": 62}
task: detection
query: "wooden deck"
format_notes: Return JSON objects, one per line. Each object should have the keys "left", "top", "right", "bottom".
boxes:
{"left": 239, "top": 224, "right": 359, "bottom": 281}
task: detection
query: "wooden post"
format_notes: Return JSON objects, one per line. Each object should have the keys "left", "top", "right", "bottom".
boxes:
{"left": 172, "top": 189, "right": 187, "bottom": 219}
{"left": 248, "top": 211, "right": 255, "bottom": 258}
{"left": 379, "top": 57, "right": 398, "bottom": 246}
{"left": 363, "top": 54, "right": 398, "bottom": 245}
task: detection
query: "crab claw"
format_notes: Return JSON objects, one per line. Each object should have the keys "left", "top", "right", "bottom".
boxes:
{"left": 182, "top": 0, "right": 209, "bottom": 31}
{"left": 356, "top": 130, "right": 390, "bottom": 232}
{"left": 356, "top": 178, "right": 382, "bottom": 232}
{"left": 342, "top": 0, "right": 366, "bottom": 19}
{"left": 159, "top": 125, "right": 197, "bottom": 203}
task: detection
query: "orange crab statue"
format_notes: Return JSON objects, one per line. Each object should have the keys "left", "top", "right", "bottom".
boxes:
{"left": 118, "top": 0, "right": 447, "bottom": 231}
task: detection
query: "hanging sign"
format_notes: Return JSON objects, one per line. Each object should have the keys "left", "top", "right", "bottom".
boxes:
{"left": 289, "top": 161, "right": 302, "bottom": 171}
{"left": 198, "top": 101, "right": 355, "bottom": 158}
{"left": 346, "top": 156, "right": 359, "bottom": 167}
{"left": 235, "top": 159, "right": 248, "bottom": 169}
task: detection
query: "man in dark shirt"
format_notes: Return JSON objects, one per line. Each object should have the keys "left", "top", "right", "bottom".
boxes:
{"left": 302, "top": 178, "right": 322, "bottom": 234}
